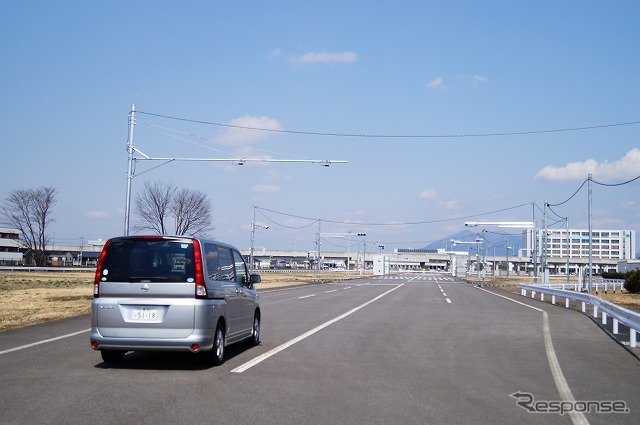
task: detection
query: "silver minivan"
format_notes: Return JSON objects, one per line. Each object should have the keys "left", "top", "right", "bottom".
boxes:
{"left": 90, "top": 236, "right": 261, "bottom": 365}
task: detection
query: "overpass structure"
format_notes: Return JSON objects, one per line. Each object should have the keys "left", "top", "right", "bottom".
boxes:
{"left": 2, "top": 235, "right": 625, "bottom": 278}
{"left": 242, "top": 248, "right": 622, "bottom": 277}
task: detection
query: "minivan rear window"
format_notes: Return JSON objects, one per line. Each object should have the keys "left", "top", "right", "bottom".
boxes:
{"left": 99, "top": 239, "right": 195, "bottom": 283}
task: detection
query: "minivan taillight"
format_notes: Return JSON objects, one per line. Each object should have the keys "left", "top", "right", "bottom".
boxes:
{"left": 192, "top": 239, "right": 207, "bottom": 299}
{"left": 93, "top": 240, "right": 111, "bottom": 298}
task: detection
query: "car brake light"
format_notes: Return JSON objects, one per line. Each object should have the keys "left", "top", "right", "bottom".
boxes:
{"left": 192, "top": 239, "right": 207, "bottom": 299}
{"left": 93, "top": 240, "right": 111, "bottom": 298}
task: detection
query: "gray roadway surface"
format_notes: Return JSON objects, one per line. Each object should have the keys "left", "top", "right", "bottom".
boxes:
{"left": 1, "top": 273, "right": 639, "bottom": 424}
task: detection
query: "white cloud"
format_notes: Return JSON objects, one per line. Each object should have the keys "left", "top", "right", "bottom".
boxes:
{"left": 252, "top": 184, "right": 281, "bottom": 193}
{"left": 535, "top": 148, "right": 640, "bottom": 181}
{"left": 426, "top": 77, "right": 446, "bottom": 90}
{"left": 267, "top": 48, "right": 282, "bottom": 58}
{"left": 620, "top": 200, "right": 637, "bottom": 210}
{"left": 457, "top": 74, "right": 488, "bottom": 86}
{"left": 420, "top": 189, "right": 437, "bottom": 200}
{"left": 341, "top": 210, "right": 367, "bottom": 224}
{"left": 438, "top": 200, "right": 459, "bottom": 210}
{"left": 214, "top": 115, "right": 282, "bottom": 146}
{"left": 86, "top": 210, "right": 108, "bottom": 218}
{"left": 289, "top": 51, "right": 358, "bottom": 65}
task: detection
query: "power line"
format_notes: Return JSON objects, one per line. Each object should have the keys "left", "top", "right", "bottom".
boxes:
{"left": 592, "top": 175, "right": 640, "bottom": 187}
{"left": 547, "top": 174, "right": 640, "bottom": 207}
{"left": 547, "top": 179, "right": 588, "bottom": 207}
{"left": 257, "top": 203, "right": 530, "bottom": 227}
{"left": 137, "top": 110, "right": 640, "bottom": 139}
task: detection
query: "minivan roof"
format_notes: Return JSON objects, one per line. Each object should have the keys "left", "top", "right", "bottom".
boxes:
{"left": 108, "top": 235, "right": 239, "bottom": 250}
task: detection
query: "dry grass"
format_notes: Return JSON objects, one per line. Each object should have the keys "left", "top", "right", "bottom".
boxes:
{"left": 0, "top": 271, "right": 94, "bottom": 331}
{"left": 4, "top": 271, "right": 637, "bottom": 332}
{"left": 0, "top": 270, "right": 361, "bottom": 331}
{"left": 475, "top": 275, "right": 640, "bottom": 311}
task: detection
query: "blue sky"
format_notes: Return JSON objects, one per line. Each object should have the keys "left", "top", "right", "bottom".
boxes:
{"left": 1, "top": 1, "right": 639, "bottom": 254}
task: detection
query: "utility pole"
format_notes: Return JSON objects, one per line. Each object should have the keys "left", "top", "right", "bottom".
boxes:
{"left": 588, "top": 174, "right": 593, "bottom": 293}
{"left": 315, "top": 220, "right": 322, "bottom": 279}
{"left": 543, "top": 201, "right": 548, "bottom": 284}
{"left": 124, "top": 104, "right": 136, "bottom": 236}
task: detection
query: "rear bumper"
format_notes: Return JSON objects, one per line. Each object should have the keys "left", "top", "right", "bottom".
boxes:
{"left": 90, "top": 328, "right": 215, "bottom": 353}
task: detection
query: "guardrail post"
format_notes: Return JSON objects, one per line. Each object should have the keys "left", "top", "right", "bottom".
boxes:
{"left": 593, "top": 305, "right": 598, "bottom": 318}
{"left": 602, "top": 312, "right": 607, "bottom": 325}
{"left": 613, "top": 318, "right": 619, "bottom": 335}
{"left": 565, "top": 298, "right": 570, "bottom": 308}
{"left": 631, "top": 330, "right": 637, "bottom": 348}
{"left": 541, "top": 293, "right": 545, "bottom": 302}
{"left": 532, "top": 291, "right": 536, "bottom": 299}
{"left": 582, "top": 302, "right": 586, "bottom": 313}
{"left": 551, "top": 295, "right": 556, "bottom": 305}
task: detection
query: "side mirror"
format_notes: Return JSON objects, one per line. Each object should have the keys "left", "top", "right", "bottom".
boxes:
{"left": 250, "top": 274, "right": 261, "bottom": 285}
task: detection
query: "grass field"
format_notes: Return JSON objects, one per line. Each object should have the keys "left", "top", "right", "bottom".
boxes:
{"left": 1, "top": 271, "right": 638, "bottom": 332}
{"left": 0, "top": 270, "right": 360, "bottom": 331}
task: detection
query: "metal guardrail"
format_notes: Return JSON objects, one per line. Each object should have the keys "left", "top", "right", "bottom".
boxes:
{"left": 520, "top": 283, "right": 639, "bottom": 348}
{"left": 528, "top": 279, "right": 625, "bottom": 293}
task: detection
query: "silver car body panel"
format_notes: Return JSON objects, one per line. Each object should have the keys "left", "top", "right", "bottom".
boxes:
{"left": 90, "top": 236, "right": 259, "bottom": 353}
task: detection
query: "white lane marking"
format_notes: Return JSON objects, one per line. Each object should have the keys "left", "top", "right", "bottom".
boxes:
{"left": 438, "top": 284, "right": 451, "bottom": 303}
{"left": 325, "top": 290, "right": 338, "bottom": 294}
{"left": 343, "top": 287, "right": 352, "bottom": 290}
{"left": 231, "top": 284, "right": 405, "bottom": 373}
{"left": 475, "top": 287, "right": 589, "bottom": 425}
{"left": 299, "top": 294, "right": 316, "bottom": 299}
{"left": 0, "top": 328, "right": 91, "bottom": 356}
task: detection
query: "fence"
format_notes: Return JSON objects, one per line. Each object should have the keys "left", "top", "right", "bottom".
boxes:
{"left": 520, "top": 283, "right": 640, "bottom": 348}
{"left": 530, "top": 278, "right": 625, "bottom": 293}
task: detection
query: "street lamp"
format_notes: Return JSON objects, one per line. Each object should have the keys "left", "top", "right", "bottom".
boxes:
{"left": 249, "top": 206, "right": 269, "bottom": 273}
{"left": 464, "top": 221, "right": 536, "bottom": 281}
{"left": 451, "top": 238, "right": 483, "bottom": 278}
{"left": 506, "top": 246, "right": 512, "bottom": 277}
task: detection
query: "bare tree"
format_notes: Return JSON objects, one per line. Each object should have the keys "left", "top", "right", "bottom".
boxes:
{"left": 133, "top": 181, "right": 213, "bottom": 236}
{"left": 133, "top": 181, "right": 176, "bottom": 234}
{"left": 171, "top": 188, "right": 214, "bottom": 236}
{"left": 0, "top": 187, "right": 57, "bottom": 266}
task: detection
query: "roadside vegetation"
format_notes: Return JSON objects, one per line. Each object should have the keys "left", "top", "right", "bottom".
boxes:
{"left": 2, "top": 270, "right": 638, "bottom": 332}
{"left": 0, "top": 270, "right": 363, "bottom": 331}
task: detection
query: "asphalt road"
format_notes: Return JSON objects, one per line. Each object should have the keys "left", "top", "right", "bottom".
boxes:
{"left": 1, "top": 273, "right": 638, "bottom": 424}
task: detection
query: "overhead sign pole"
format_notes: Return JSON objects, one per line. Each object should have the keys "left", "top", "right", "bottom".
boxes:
{"left": 124, "top": 104, "right": 136, "bottom": 235}
{"left": 123, "top": 104, "right": 347, "bottom": 236}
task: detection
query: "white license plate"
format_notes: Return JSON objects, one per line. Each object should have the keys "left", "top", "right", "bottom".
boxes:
{"left": 132, "top": 308, "right": 158, "bottom": 320}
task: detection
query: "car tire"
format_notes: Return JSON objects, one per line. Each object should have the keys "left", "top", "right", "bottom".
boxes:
{"left": 246, "top": 311, "right": 261, "bottom": 347}
{"left": 101, "top": 350, "right": 125, "bottom": 364}
{"left": 211, "top": 324, "right": 225, "bottom": 366}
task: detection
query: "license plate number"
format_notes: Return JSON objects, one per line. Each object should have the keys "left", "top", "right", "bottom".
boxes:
{"left": 132, "top": 308, "right": 158, "bottom": 320}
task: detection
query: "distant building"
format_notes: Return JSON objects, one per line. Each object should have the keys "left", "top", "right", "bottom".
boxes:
{"left": 523, "top": 229, "right": 636, "bottom": 261}
{"left": 617, "top": 260, "right": 640, "bottom": 273}
{"left": 0, "top": 228, "right": 23, "bottom": 265}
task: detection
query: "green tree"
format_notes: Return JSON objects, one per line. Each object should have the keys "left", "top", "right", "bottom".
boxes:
{"left": 624, "top": 270, "right": 640, "bottom": 294}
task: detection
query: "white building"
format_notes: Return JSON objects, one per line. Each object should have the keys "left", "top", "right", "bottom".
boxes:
{"left": 523, "top": 228, "right": 635, "bottom": 261}
{"left": 0, "top": 228, "right": 23, "bottom": 265}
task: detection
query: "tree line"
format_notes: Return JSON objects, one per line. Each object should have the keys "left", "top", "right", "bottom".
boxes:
{"left": 0, "top": 181, "right": 213, "bottom": 266}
